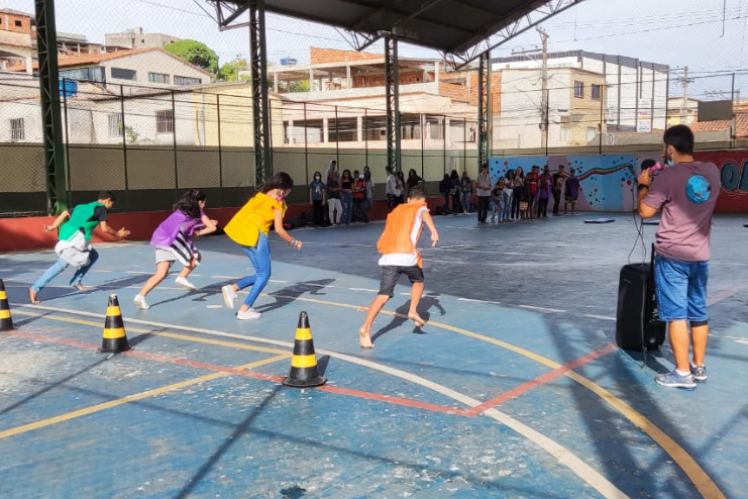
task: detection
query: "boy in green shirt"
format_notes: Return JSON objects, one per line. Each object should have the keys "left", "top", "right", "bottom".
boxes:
{"left": 29, "top": 191, "right": 130, "bottom": 304}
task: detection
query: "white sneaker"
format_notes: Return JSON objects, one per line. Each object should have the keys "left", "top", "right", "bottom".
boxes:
{"left": 237, "top": 308, "right": 261, "bottom": 320}
{"left": 175, "top": 276, "right": 197, "bottom": 291}
{"left": 133, "top": 295, "right": 150, "bottom": 310}
{"left": 221, "top": 285, "right": 237, "bottom": 309}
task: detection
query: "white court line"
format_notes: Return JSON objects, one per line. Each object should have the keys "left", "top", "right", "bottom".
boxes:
{"left": 211, "top": 275, "right": 241, "bottom": 279}
{"left": 268, "top": 280, "right": 287, "bottom": 283}
{"left": 458, "top": 298, "right": 502, "bottom": 305}
{"left": 305, "top": 283, "right": 335, "bottom": 288}
{"left": 90, "top": 270, "right": 113, "bottom": 273}
{"left": 349, "top": 288, "right": 378, "bottom": 292}
{"left": 13, "top": 302, "right": 630, "bottom": 499}
{"left": 126, "top": 271, "right": 151, "bottom": 275}
{"left": 519, "top": 305, "right": 567, "bottom": 313}
{"left": 584, "top": 314, "right": 616, "bottom": 321}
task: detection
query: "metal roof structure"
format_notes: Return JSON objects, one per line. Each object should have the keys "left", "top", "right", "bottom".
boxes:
{"left": 207, "top": 0, "right": 586, "bottom": 68}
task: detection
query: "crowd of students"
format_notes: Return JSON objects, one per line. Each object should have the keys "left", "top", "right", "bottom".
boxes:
{"left": 440, "top": 163, "right": 582, "bottom": 223}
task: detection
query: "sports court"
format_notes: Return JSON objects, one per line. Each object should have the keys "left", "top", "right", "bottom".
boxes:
{"left": 1, "top": 213, "right": 747, "bottom": 499}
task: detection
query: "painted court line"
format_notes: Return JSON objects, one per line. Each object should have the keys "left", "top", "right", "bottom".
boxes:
{"left": 349, "top": 288, "right": 378, "bottom": 292}
{"left": 707, "top": 278, "right": 748, "bottom": 306}
{"left": 519, "top": 305, "right": 567, "bottom": 313}
{"left": 12, "top": 304, "right": 631, "bottom": 499}
{"left": 584, "top": 314, "right": 616, "bottom": 321}
{"left": 458, "top": 298, "right": 502, "bottom": 305}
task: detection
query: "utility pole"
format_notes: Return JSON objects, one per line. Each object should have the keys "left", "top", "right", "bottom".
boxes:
{"left": 537, "top": 26, "right": 549, "bottom": 150}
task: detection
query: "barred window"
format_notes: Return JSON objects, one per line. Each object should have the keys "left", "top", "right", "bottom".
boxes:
{"left": 174, "top": 76, "right": 201, "bottom": 86}
{"left": 156, "top": 110, "right": 174, "bottom": 134}
{"left": 108, "top": 114, "right": 123, "bottom": 138}
{"left": 574, "top": 81, "right": 584, "bottom": 99}
{"left": 149, "top": 72, "right": 170, "bottom": 84}
{"left": 10, "top": 118, "right": 24, "bottom": 142}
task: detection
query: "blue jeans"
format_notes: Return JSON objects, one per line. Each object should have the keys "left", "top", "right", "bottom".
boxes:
{"left": 460, "top": 192, "right": 470, "bottom": 213}
{"left": 502, "top": 191, "right": 512, "bottom": 220}
{"left": 32, "top": 248, "right": 100, "bottom": 292}
{"left": 340, "top": 193, "right": 353, "bottom": 224}
{"left": 236, "top": 233, "right": 271, "bottom": 308}
{"left": 654, "top": 255, "right": 709, "bottom": 322}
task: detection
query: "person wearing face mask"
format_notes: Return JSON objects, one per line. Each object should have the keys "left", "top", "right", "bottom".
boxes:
{"left": 309, "top": 171, "right": 326, "bottom": 227}
{"left": 221, "top": 173, "right": 302, "bottom": 320}
{"left": 637, "top": 125, "right": 720, "bottom": 390}
{"left": 352, "top": 170, "right": 369, "bottom": 223}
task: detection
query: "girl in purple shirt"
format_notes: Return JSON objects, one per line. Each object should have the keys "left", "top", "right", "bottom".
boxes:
{"left": 134, "top": 190, "right": 217, "bottom": 310}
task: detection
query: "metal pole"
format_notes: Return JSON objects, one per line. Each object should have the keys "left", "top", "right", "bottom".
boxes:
{"left": 62, "top": 78, "right": 71, "bottom": 196}
{"left": 599, "top": 84, "right": 604, "bottom": 154}
{"left": 463, "top": 117, "right": 466, "bottom": 173}
{"left": 545, "top": 90, "right": 550, "bottom": 157}
{"left": 443, "top": 115, "right": 446, "bottom": 176}
{"left": 394, "top": 39, "right": 401, "bottom": 172}
{"left": 731, "top": 72, "right": 736, "bottom": 149}
{"left": 420, "top": 114, "right": 425, "bottom": 179}
{"left": 35, "top": 0, "right": 68, "bottom": 214}
{"left": 364, "top": 108, "right": 368, "bottom": 168}
{"left": 335, "top": 105, "right": 340, "bottom": 167}
{"left": 217, "top": 94, "right": 224, "bottom": 206}
{"left": 171, "top": 89, "right": 179, "bottom": 192}
{"left": 119, "top": 84, "right": 129, "bottom": 192}
{"left": 304, "top": 102, "right": 309, "bottom": 185}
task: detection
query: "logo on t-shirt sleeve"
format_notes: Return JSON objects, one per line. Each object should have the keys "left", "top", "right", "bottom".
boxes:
{"left": 686, "top": 175, "right": 711, "bottom": 204}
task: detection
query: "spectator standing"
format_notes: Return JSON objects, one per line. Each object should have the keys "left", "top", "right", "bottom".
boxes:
{"left": 449, "top": 170, "right": 461, "bottom": 214}
{"left": 460, "top": 171, "right": 472, "bottom": 214}
{"left": 502, "top": 170, "right": 514, "bottom": 222}
{"left": 552, "top": 165, "right": 565, "bottom": 215}
{"left": 564, "top": 168, "right": 581, "bottom": 215}
{"left": 309, "top": 171, "right": 326, "bottom": 226}
{"left": 511, "top": 167, "right": 525, "bottom": 222}
{"left": 385, "top": 166, "right": 398, "bottom": 211}
{"left": 327, "top": 170, "right": 342, "bottom": 225}
{"left": 475, "top": 163, "right": 492, "bottom": 224}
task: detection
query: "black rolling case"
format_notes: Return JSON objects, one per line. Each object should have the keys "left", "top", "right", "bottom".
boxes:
{"left": 615, "top": 246, "right": 666, "bottom": 351}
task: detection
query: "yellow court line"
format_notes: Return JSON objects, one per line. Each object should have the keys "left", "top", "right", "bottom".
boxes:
{"left": 0, "top": 354, "right": 289, "bottom": 441}
{"left": 12, "top": 310, "right": 288, "bottom": 355}
{"left": 270, "top": 293, "right": 727, "bottom": 499}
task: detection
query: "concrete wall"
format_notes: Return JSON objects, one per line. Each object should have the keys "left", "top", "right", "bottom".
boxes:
{"left": 101, "top": 51, "right": 211, "bottom": 88}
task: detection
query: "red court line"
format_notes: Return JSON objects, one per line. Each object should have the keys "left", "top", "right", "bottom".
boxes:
{"left": 3, "top": 330, "right": 471, "bottom": 417}
{"left": 466, "top": 343, "right": 617, "bottom": 416}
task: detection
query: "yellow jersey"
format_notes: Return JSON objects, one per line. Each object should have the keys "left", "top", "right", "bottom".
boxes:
{"left": 224, "top": 192, "right": 286, "bottom": 247}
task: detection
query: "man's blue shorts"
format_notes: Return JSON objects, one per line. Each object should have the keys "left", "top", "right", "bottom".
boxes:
{"left": 654, "top": 255, "right": 709, "bottom": 322}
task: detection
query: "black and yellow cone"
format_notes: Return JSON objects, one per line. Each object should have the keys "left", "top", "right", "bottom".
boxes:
{"left": 0, "top": 279, "right": 13, "bottom": 332}
{"left": 100, "top": 293, "right": 130, "bottom": 353}
{"left": 283, "top": 311, "right": 326, "bottom": 388}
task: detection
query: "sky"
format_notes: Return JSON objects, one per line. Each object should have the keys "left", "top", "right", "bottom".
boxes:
{"left": 5, "top": 0, "right": 748, "bottom": 98}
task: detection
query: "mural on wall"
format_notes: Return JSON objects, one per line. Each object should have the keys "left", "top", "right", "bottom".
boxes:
{"left": 489, "top": 154, "right": 659, "bottom": 212}
{"left": 490, "top": 152, "right": 748, "bottom": 213}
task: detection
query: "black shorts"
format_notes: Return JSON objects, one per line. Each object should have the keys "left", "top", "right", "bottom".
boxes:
{"left": 378, "top": 265, "right": 424, "bottom": 297}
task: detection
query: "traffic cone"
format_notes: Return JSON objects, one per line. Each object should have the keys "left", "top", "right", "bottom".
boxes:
{"left": 283, "top": 311, "right": 326, "bottom": 388}
{"left": 100, "top": 293, "right": 130, "bottom": 353}
{"left": 0, "top": 279, "right": 13, "bottom": 332}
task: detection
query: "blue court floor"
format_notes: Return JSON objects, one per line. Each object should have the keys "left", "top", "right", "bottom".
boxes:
{"left": 1, "top": 212, "right": 747, "bottom": 499}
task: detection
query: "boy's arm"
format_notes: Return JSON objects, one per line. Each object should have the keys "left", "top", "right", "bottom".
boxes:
{"left": 44, "top": 210, "right": 70, "bottom": 232}
{"left": 99, "top": 221, "right": 130, "bottom": 238}
{"left": 421, "top": 211, "right": 439, "bottom": 247}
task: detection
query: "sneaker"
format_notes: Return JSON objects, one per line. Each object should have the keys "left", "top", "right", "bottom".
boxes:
{"left": 221, "top": 285, "right": 237, "bottom": 309}
{"left": 237, "top": 308, "right": 261, "bottom": 320}
{"left": 690, "top": 364, "right": 708, "bottom": 382}
{"left": 133, "top": 295, "right": 150, "bottom": 310}
{"left": 655, "top": 370, "right": 696, "bottom": 390}
{"left": 175, "top": 276, "right": 197, "bottom": 291}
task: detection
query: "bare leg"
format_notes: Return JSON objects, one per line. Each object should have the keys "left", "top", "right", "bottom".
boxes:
{"left": 691, "top": 323, "right": 709, "bottom": 366}
{"left": 359, "top": 294, "right": 390, "bottom": 348}
{"left": 668, "top": 320, "right": 691, "bottom": 372}
{"left": 408, "top": 282, "right": 426, "bottom": 326}
{"left": 178, "top": 258, "right": 197, "bottom": 279}
{"left": 138, "top": 262, "right": 172, "bottom": 298}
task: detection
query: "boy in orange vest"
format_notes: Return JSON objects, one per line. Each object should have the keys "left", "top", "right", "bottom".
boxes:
{"left": 359, "top": 185, "right": 439, "bottom": 348}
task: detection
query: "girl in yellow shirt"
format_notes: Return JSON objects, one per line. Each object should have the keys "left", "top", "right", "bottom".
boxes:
{"left": 221, "top": 172, "right": 302, "bottom": 320}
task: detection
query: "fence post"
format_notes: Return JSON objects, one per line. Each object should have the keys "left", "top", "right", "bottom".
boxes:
{"left": 119, "top": 84, "right": 129, "bottom": 195}
{"left": 171, "top": 89, "right": 179, "bottom": 193}
{"left": 731, "top": 72, "right": 736, "bottom": 149}
{"left": 335, "top": 105, "right": 340, "bottom": 167}
{"left": 216, "top": 93, "right": 224, "bottom": 206}
{"left": 598, "top": 86, "right": 604, "bottom": 155}
{"left": 62, "top": 78, "right": 72, "bottom": 198}
{"left": 303, "top": 102, "right": 309, "bottom": 185}
{"left": 364, "top": 108, "right": 368, "bottom": 168}
{"left": 463, "top": 118, "right": 466, "bottom": 173}
{"left": 420, "top": 113, "right": 425, "bottom": 179}
{"left": 443, "top": 115, "right": 446, "bottom": 176}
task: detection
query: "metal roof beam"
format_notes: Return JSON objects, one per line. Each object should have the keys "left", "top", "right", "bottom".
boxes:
{"left": 445, "top": 0, "right": 586, "bottom": 70}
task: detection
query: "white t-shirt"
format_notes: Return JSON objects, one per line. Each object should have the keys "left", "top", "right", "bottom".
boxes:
{"left": 378, "top": 206, "right": 428, "bottom": 267}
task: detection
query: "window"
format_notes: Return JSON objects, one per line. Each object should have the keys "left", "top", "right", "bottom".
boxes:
{"left": 586, "top": 127, "right": 597, "bottom": 142}
{"left": 10, "top": 118, "right": 24, "bottom": 142}
{"left": 15, "top": 20, "right": 23, "bottom": 27}
{"left": 174, "top": 76, "right": 201, "bottom": 86}
{"left": 111, "top": 67, "right": 136, "bottom": 80}
{"left": 591, "top": 84, "right": 601, "bottom": 101}
{"left": 560, "top": 126, "right": 571, "bottom": 143}
{"left": 574, "top": 81, "right": 584, "bottom": 98}
{"left": 108, "top": 114, "right": 123, "bottom": 138}
{"left": 61, "top": 67, "right": 105, "bottom": 83}
{"left": 148, "top": 72, "right": 170, "bottom": 84}
{"left": 156, "top": 110, "right": 174, "bottom": 134}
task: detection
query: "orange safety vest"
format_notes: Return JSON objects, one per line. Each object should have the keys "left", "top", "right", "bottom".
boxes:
{"left": 224, "top": 192, "right": 286, "bottom": 247}
{"left": 376, "top": 202, "right": 426, "bottom": 267}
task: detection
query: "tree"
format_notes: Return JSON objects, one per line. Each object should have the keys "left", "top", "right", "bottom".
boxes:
{"left": 288, "top": 80, "right": 310, "bottom": 92}
{"left": 165, "top": 40, "right": 219, "bottom": 74}
{"left": 218, "top": 57, "right": 248, "bottom": 82}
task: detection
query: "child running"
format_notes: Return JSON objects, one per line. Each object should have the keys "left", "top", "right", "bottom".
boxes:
{"left": 134, "top": 189, "right": 217, "bottom": 310}
{"left": 29, "top": 191, "right": 129, "bottom": 304}
{"left": 221, "top": 173, "right": 302, "bottom": 320}
{"left": 359, "top": 185, "right": 439, "bottom": 348}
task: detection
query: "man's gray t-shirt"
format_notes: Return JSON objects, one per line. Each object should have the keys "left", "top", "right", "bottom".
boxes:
{"left": 643, "top": 161, "right": 720, "bottom": 262}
